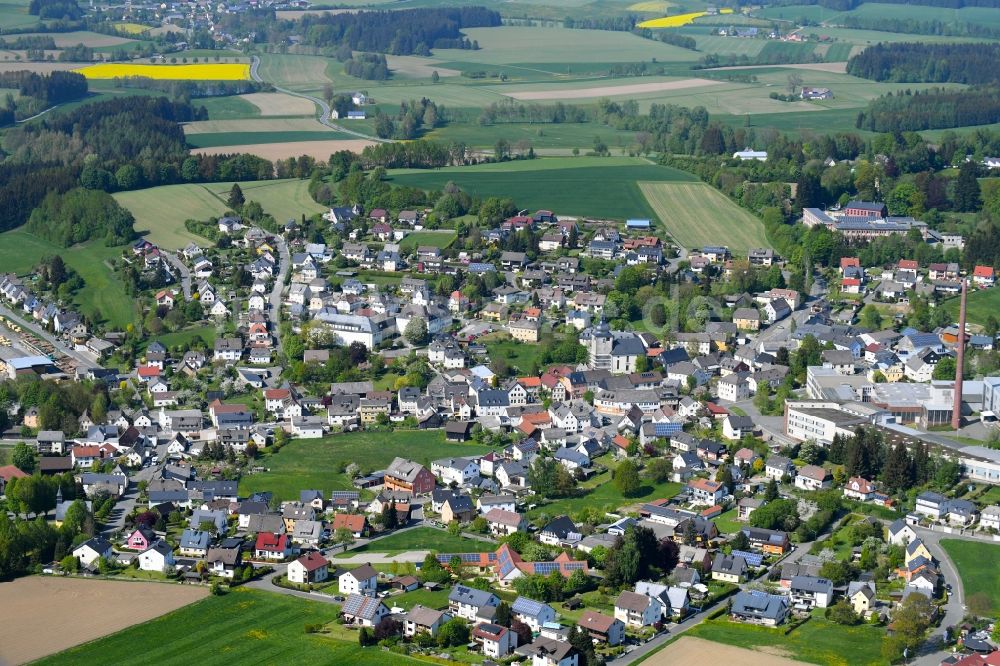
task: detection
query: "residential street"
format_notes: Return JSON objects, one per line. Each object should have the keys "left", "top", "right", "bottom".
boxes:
{"left": 100, "top": 441, "right": 169, "bottom": 538}
{"left": 163, "top": 252, "right": 192, "bottom": 300}
{"left": 268, "top": 236, "right": 290, "bottom": 357}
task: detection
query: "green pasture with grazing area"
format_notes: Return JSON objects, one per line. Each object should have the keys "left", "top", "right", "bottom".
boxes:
{"left": 38, "top": 589, "right": 427, "bottom": 666}
{"left": 685, "top": 612, "right": 887, "bottom": 665}
{"left": 390, "top": 157, "right": 693, "bottom": 221}
{"left": 639, "top": 181, "right": 769, "bottom": 253}
{"left": 334, "top": 527, "right": 494, "bottom": 558}
{"left": 115, "top": 179, "right": 325, "bottom": 250}
{"left": 0, "top": 229, "right": 135, "bottom": 328}
{"left": 147, "top": 325, "right": 217, "bottom": 351}
{"left": 239, "top": 430, "right": 492, "bottom": 501}
{"left": 481, "top": 332, "right": 548, "bottom": 375}
{"left": 941, "top": 539, "right": 1000, "bottom": 616}
{"left": 427, "top": 120, "right": 642, "bottom": 151}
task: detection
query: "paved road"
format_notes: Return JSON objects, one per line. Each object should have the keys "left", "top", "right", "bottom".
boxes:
{"left": 0, "top": 304, "right": 101, "bottom": 368}
{"left": 909, "top": 527, "right": 968, "bottom": 665}
{"left": 163, "top": 252, "right": 192, "bottom": 300}
{"left": 249, "top": 56, "right": 385, "bottom": 143}
{"left": 101, "top": 441, "right": 170, "bottom": 538}
{"left": 269, "top": 237, "right": 290, "bottom": 356}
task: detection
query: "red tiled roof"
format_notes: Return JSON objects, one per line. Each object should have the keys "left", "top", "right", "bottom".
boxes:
{"left": 264, "top": 389, "right": 291, "bottom": 400}
{"left": 332, "top": 513, "right": 366, "bottom": 532}
{"left": 255, "top": 532, "right": 288, "bottom": 552}
{"left": 0, "top": 465, "right": 28, "bottom": 481}
{"left": 295, "top": 551, "right": 328, "bottom": 572}
{"left": 975, "top": 265, "right": 995, "bottom": 278}
{"left": 137, "top": 366, "right": 160, "bottom": 378}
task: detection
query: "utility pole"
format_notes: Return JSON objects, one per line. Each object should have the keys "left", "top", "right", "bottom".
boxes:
{"left": 952, "top": 278, "right": 967, "bottom": 430}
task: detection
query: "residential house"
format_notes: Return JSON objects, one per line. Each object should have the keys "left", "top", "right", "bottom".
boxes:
{"left": 614, "top": 590, "right": 659, "bottom": 627}
{"left": 473, "top": 623, "right": 517, "bottom": 658}
{"left": 790, "top": 575, "right": 834, "bottom": 609}
{"left": 403, "top": 605, "right": 450, "bottom": 638}
{"left": 341, "top": 594, "right": 389, "bottom": 627}
{"left": 711, "top": 553, "right": 748, "bottom": 583}
{"left": 137, "top": 540, "right": 175, "bottom": 573}
{"left": 730, "top": 591, "right": 788, "bottom": 626}
{"left": 287, "top": 552, "right": 329, "bottom": 585}
{"left": 794, "top": 465, "right": 832, "bottom": 491}
{"left": 513, "top": 596, "right": 557, "bottom": 632}
{"left": 577, "top": 610, "right": 625, "bottom": 646}
{"left": 339, "top": 563, "right": 378, "bottom": 595}
{"left": 448, "top": 584, "right": 500, "bottom": 621}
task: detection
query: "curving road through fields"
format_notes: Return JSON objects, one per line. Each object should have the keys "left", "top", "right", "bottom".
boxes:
{"left": 249, "top": 56, "right": 387, "bottom": 143}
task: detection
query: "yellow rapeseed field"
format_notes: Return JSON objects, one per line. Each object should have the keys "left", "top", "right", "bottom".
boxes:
{"left": 113, "top": 22, "right": 150, "bottom": 34}
{"left": 637, "top": 7, "right": 733, "bottom": 28}
{"left": 73, "top": 63, "right": 250, "bottom": 80}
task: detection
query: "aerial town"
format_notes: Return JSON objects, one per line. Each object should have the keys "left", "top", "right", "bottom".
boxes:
{"left": 4, "top": 0, "right": 1000, "bottom": 664}
{"left": 4, "top": 186, "right": 1000, "bottom": 666}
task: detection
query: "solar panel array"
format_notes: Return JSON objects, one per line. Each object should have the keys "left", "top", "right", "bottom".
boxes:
{"left": 531, "top": 562, "right": 560, "bottom": 574}
{"left": 342, "top": 594, "right": 366, "bottom": 616}
{"left": 731, "top": 550, "right": 764, "bottom": 567}
{"left": 498, "top": 548, "right": 517, "bottom": 577}
{"left": 512, "top": 596, "right": 547, "bottom": 616}
{"left": 563, "top": 562, "right": 586, "bottom": 571}
{"left": 654, "top": 422, "right": 682, "bottom": 436}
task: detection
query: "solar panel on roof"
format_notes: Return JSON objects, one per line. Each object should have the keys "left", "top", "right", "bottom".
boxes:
{"left": 563, "top": 562, "right": 585, "bottom": 570}
{"left": 460, "top": 553, "right": 482, "bottom": 563}
{"left": 654, "top": 423, "right": 682, "bottom": 436}
{"left": 533, "top": 562, "right": 559, "bottom": 574}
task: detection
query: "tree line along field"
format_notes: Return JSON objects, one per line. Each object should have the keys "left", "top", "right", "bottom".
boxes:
{"left": 389, "top": 156, "right": 694, "bottom": 221}
{"left": 37, "top": 589, "right": 425, "bottom": 666}
{"left": 638, "top": 181, "right": 770, "bottom": 254}
{"left": 0, "top": 229, "right": 136, "bottom": 328}
{"left": 238, "top": 430, "right": 493, "bottom": 501}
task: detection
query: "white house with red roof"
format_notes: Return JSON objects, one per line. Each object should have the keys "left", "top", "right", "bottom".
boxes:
{"left": 287, "top": 551, "right": 329, "bottom": 584}
{"left": 974, "top": 265, "right": 995, "bottom": 287}
{"left": 254, "top": 532, "right": 292, "bottom": 560}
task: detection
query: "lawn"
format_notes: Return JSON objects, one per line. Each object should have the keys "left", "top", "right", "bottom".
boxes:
{"left": 186, "top": 130, "right": 352, "bottom": 148}
{"left": 333, "top": 527, "right": 495, "bottom": 558}
{"left": 147, "top": 324, "right": 217, "bottom": 351}
{"left": 527, "top": 466, "right": 682, "bottom": 520}
{"left": 38, "top": 588, "right": 427, "bottom": 666}
{"left": 398, "top": 230, "right": 458, "bottom": 253}
{"left": 0, "top": 229, "right": 136, "bottom": 328}
{"left": 685, "top": 612, "right": 888, "bottom": 666}
{"left": 943, "top": 287, "right": 1000, "bottom": 329}
{"left": 481, "top": 332, "right": 548, "bottom": 375}
{"left": 940, "top": 539, "right": 1000, "bottom": 616}
{"left": 391, "top": 586, "right": 453, "bottom": 611}
{"left": 115, "top": 178, "right": 326, "bottom": 250}
{"left": 638, "top": 181, "right": 770, "bottom": 253}
{"left": 713, "top": 508, "right": 743, "bottom": 535}
{"left": 390, "top": 157, "right": 694, "bottom": 221}
{"left": 239, "top": 430, "right": 493, "bottom": 501}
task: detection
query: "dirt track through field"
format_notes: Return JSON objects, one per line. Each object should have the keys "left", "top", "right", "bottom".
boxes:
{"left": 644, "top": 636, "right": 809, "bottom": 666}
{"left": 194, "top": 138, "right": 376, "bottom": 160}
{"left": 0, "top": 576, "right": 206, "bottom": 665}
{"left": 506, "top": 77, "right": 722, "bottom": 101}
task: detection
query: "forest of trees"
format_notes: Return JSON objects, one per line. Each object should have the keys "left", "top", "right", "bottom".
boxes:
{"left": 0, "top": 70, "right": 88, "bottom": 126}
{"left": 856, "top": 87, "right": 1000, "bottom": 132}
{"left": 343, "top": 53, "right": 390, "bottom": 81}
{"left": 847, "top": 42, "right": 1000, "bottom": 83}
{"left": 299, "top": 7, "right": 500, "bottom": 55}
{"left": 25, "top": 188, "right": 136, "bottom": 247}
{"left": 28, "top": 0, "right": 81, "bottom": 19}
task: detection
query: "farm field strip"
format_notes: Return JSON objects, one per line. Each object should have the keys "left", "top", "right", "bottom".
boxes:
{"left": 504, "top": 77, "right": 722, "bottom": 101}
{"left": 639, "top": 181, "right": 769, "bottom": 254}
{"left": 193, "top": 139, "right": 376, "bottom": 161}
{"left": 15, "top": 29, "right": 136, "bottom": 47}
{"left": 239, "top": 91, "right": 317, "bottom": 116}
{"left": 182, "top": 118, "right": 331, "bottom": 134}
{"left": 0, "top": 577, "right": 207, "bottom": 664}
{"left": 73, "top": 63, "right": 250, "bottom": 80}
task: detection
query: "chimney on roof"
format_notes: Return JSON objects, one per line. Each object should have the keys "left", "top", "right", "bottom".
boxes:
{"left": 952, "top": 278, "right": 967, "bottom": 430}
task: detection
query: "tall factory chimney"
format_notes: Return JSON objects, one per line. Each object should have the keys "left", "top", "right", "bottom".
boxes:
{"left": 952, "top": 278, "right": 967, "bottom": 430}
